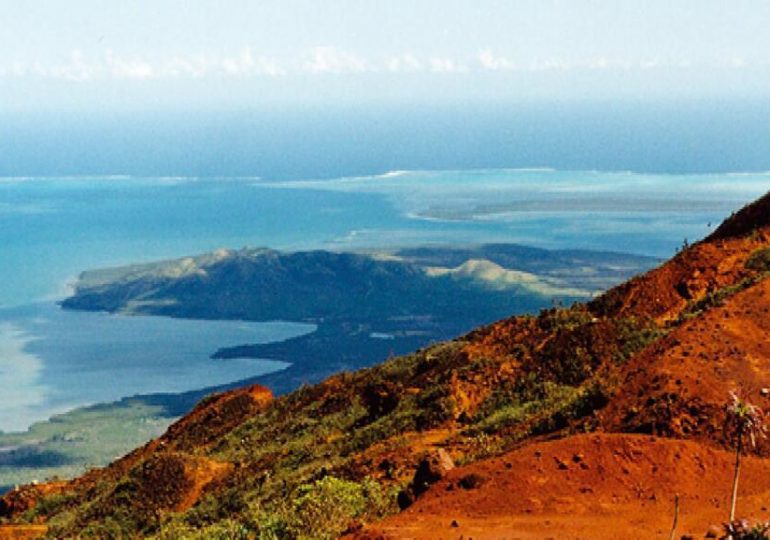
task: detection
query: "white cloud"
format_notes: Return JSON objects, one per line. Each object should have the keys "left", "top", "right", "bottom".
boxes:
{"left": 385, "top": 53, "right": 423, "bottom": 73}
{"left": 45, "top": 50, "right": 96, "bottom": 81}
{"left": 2, "top": 48, "right": 749, "bottom": 83}
{"left": 0, "top": 49, "right": 287, "bottom": 81}
{"left": 585, "top": 57, "right": 635, "bottom": 71}
{"left": 165, "top": 55, "right": 209, "bottom": 78}
{"left": 250, "top": 55, "right": 286, "bottom": 77}
{"left": 529, "top": 58, "right": 569, "bottom": 71}
{"left": 429, "top": 57, "right": 466, "bottom": 73}
{"left": 106, "top": 51, "right": 154, "bottom": 79}
{"left": 304, "top": 46, "right": 370, "bottom": 74}
{"left": 478, "top": 50, "right": 514, "bottom": 71}
{"left": 220, "top": 48, "right": 286, "bottom": 77}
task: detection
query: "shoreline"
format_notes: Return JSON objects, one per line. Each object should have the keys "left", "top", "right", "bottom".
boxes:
{"left": 0, "top": 302, "right": 311, "bottom": 434}
{"left": 0, "top": 324, "right": 47, "bottom": 433}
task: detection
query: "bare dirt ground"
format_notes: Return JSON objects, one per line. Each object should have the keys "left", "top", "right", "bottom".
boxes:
{"left": 360, "top": 433, "right": 770, "bottom": 539}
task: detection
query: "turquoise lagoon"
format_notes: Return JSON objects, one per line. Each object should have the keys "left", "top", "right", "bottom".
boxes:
{"left": 0, "top": 169, "right": 768, "bottom": 431}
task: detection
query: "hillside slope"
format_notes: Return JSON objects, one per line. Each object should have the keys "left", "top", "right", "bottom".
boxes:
{"left": 3, "top": 193, "right": 770, "bottom": 538}
{"left": 364, "top": 434, "right": 770, "bottom": 539}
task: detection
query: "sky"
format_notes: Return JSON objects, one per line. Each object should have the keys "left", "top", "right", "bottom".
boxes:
{"left": 2, "top": 1, "right": 770, "bottom": 111}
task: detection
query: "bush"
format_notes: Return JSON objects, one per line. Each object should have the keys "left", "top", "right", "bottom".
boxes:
{"left": 155, "top": 518, "right": 253, "bottom": 540}
{"left": 680, "top": 276, "right": 762, "bottom": 321}
{"left": 614, "top": 317, "right": 664, "bottom": 363}
{"left": 253, "top": 476, "right": 395, "bottom": 540}
{"left": 184, "top": 490, "right": 246, "bottom": 529}
{"left": 746, "top": 247, "right": 770, "bottom": 272}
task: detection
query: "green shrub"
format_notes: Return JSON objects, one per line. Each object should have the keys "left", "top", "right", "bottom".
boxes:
{"left": 746, "top": 247, "right": 770, "bottom": 272}
{"left": 79, "top": 512, "right": 138, "bottom": 539}
{"left": 19, "top": 492, "right": 74, "bottom": 523}
{"left": 184, "top": 490, "right": 246, "bottom": 529}
{"left": 154, "top": 518, "right": 253, "bottom": 540}
{"left": 267, "top": 476, "right": 394, "bottom": 540}
{"left": 680, "top": 276, "right": 763, "bottom": 321}
{"left": 614, "top": 317, "right": 665, "bottom": 363}
{"left": 472, "top": 382, "right": 575, "bottom": 434}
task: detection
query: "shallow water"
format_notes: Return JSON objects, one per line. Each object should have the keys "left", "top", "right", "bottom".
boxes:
{"left": 1, "top": 169, "right": 768, "bottom": 431}
{"left": 2, "top": 170, "right": 768, "bottom": 307}
{"left": 0, "top": 303, "right": 314, "bottom": 432}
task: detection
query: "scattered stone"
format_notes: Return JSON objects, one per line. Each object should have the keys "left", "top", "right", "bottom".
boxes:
{"left": 458, "top": 473, "right": 486, "bottom": 490}
{"left": 705, "top": 524, "right": 721, "bottom": 538}
{"left": 450, "top": 520, "right": 459, "bottom": 528}
{"left": 554, "top": 457, "right": 569, "bottom": 470}
{"left": 377, "top": 459, "right": 395, "bottom": 479}
{"left": 572, "top": 453, "right": 584, "bottom": 463}
{"left": 396, "top": 489, "right": 414, "bottom": 510}
{"left": 761, "top": 387, "right": 770, "bottom": 397}
{"left": 411, "top": 449, "right": 455, "bottom": 497}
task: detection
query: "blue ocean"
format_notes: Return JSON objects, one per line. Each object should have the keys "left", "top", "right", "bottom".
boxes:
{"left": 2, "top": 103, "right": 770, "bottom": 432}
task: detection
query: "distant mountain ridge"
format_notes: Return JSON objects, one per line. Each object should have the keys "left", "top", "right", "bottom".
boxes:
{"left": 61, "top": 244, "right": 655, "bottom": 323}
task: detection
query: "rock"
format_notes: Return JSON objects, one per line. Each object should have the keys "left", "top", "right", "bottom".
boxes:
{"left": 377, "top": 458, "right": 395, "bottom": 479}
{"left": 704, "top": 524, "right": 721, "bottom": 538}
{"left": 458, "top": 473, "right": 486, "bottom": 490}
{"left": 396, "top": 489, "right": 414, "bottom": 510}
{"left": 411, "top": 449, "right": 455, "bottom": 497}
{"left": 450, "top": 520, "right": 459, "bottom": 528}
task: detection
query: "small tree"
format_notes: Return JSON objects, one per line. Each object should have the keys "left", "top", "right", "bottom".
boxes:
{"left": 724, "top": 391, "right": 767, "bottom": 523}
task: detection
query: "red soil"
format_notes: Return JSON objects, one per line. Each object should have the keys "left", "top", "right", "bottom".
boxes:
{"left": 360, "top": 195, "right": 770, "bottom": 538}
{"left": 599, "top": 275, "right": 770, "bottom": 447}
{"left": 362, "top": 434, "right": 770, "bottom": 539}
{"left": 590, "top": 230, "right": 770, "bottom": 324}
{"left": 0, "top": 385, "right": 273, "bottom": 523}
{"left": 7, "top": 194, "right": 770, "bottom": 537}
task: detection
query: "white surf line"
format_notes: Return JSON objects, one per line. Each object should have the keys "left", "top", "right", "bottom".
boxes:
{"left": 0, "top": 323, "right": 48, "bottom": 433}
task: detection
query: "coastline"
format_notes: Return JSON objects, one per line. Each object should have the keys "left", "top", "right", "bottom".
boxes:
{"left": 0, "top": 324, "right": 47, "bottom": 432}
{"left": 0, "top": 302, "right": 312, "bottom": 434}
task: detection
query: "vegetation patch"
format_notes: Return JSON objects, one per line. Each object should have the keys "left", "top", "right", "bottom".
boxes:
{"left": 0, "top": 399, "right": 174, "bottom": 491}
{"left": 153, "top": 476, "right": 395, "bottom": 540}
{"left": 678, "top": 274, "right": 768, "bottom": 322}
{"left": 4, "top": 308, "right": 669, "bottom": 538}
{"left": 746, "top": 247, "right": 770, "bottom": 272}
